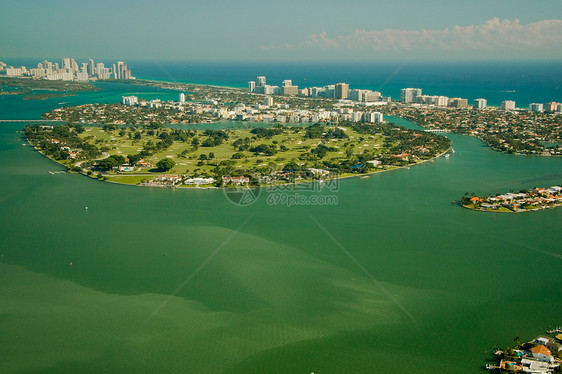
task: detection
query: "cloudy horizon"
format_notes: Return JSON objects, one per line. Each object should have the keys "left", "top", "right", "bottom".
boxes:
{"left": 2, "top": 0, "right": 562, "bottom": 61}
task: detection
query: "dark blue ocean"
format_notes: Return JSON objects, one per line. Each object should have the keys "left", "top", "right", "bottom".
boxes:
{"left": 3, "top": 59, "right": 562, "bottom": 107}
{"left": 130, "top": 60, "right": 562, "bottom": 107}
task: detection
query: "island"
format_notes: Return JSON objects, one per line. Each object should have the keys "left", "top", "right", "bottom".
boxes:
{"left": 485, "top": 331, "right": 562, "bottom": 373}
{"left": 24, "top": 121, "right": 450, "bottom": 187}
{"left": 461, "top": 187, "right": 562, "bottom": 212}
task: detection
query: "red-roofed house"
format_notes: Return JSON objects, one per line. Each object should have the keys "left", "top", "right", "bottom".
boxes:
{"left": 531, "top": 345, "right": 553, "bottom": 363}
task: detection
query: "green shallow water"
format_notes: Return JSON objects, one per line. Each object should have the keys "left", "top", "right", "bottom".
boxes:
{"left": 0, "top": 84, "right": 561, "bottom": 373}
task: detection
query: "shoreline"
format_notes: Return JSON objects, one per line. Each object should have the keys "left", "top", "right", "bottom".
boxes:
{"left": 461, "top": 203, "right": 561, "bottom": 213}
{"left": 121, "top": 78, "right": 244, "bottom": 91}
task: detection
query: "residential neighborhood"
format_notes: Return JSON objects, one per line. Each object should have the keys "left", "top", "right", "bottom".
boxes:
{"left": 461, "top": 186, "right": 562, "bottom": 212}
{"left": 487, "top": 332, "right": 562, "bottom": 373}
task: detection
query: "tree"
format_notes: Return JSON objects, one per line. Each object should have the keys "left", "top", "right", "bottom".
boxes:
{"left": 191, "top": 137, "right": 200, "bottom": 150}
{"left": 156, "top": 158, "right": 175, "bottom": 172}
{"left": 97, "top": 155, "right": 125, "bottom": 171}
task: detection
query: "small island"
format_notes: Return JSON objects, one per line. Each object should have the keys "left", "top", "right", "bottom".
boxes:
{"left": 461, "top": 187, "right": 562, "bottom": 212}
{"left": 485, "top": 330, "right": 562, "bottom": 373}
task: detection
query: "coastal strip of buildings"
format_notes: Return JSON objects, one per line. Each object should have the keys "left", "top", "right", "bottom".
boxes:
{"left": 0, "top": 58, "right": 134, "bottom": 82}
{"left": 248, "top": 76, "right": 387, "bottom": 103}
{"left": 247, "top": 76, "right": 561, "bottom": 114}
{"left": 120, "top": 91, "right": 385, "bottom": 125}
{"left": 400, "top": 87, "right": 562, "bottom": 114}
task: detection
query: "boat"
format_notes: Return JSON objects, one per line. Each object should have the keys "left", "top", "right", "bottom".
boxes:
{"left": 444, "top": 154, "right": 450, "bottom": 158}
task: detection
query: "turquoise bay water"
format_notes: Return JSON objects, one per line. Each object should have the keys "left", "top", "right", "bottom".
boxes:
{"left": 0, "top": 82, "right": 561, "bottom": 373}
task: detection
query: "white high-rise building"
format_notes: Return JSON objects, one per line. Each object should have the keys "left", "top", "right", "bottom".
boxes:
{"left": 401, "top": 88, "right": 422, "bottom": 103}
{"left": 473, "top": 98, "right": 487, "bottom": 109}
{"left": 62, "top": 57, "right": 71, "bottom": 70}
{"left": 501, "top": 100, "right": 516, "bottom": 111}
{"left": 179, "top": 93, "right": 185, "bottom": 103}
{"left": 95, "top": 62, "right": 105, "bottom": 77}
{"left": 70, "top": 59, "right": 79, "bottom": 73}
{"left": 529, "top": 103, "right": 544, "bottom": 112}
{"left": 363, "top": 112, "right": 384, "bottom": 123}
{"left": 117, "top": 61, "right": 124, "bottom": 79}
{"left": 248, "top": 81, "right": 255, "bottom": 92}
{"left": 364, "top": 91, "right": 382, "bottom": 102}
{"left": 545, "top": 102, "right": 558, "bottom": 113}
{"left": 349, "top": 89, "right": 366, "bottom": 102}
{"left": 264, "top": 96, "right": 273, "bottom": 107}
{"left": 122, "top": 96, "right": 138, "bottom": 106}
{"left": 282, "top": 80, "right": 292, "bottom": 87}
{"left": 257, "top": 76, "right": 266, "bottom": 87}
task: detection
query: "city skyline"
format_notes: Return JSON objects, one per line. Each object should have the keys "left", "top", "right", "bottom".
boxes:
{"left": 1, "top": 0, "right": 562, "bottom": 61}
{"left": 0, "top": 57, "right": 134, "bottom": 81}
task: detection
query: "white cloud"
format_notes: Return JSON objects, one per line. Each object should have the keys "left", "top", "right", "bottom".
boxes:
{"left": 294, "top": 18, "right": 562, "bottom": 52}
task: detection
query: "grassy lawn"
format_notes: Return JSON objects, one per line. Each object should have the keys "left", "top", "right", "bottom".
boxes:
{"left": 80, "top": 125, "right": 387, "bottom": 177}
{"left": 105, "top": 175, "right": 149, "bottom": 185}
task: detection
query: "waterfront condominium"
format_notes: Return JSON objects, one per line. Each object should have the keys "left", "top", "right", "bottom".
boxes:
{"left": 473, "top": 98, "right": 487, "bottom": 109}
{"left": 501, "top": 100, "right": 516, "bottom": 111}
{"left": 400, "top": 88, "right": 422, "bottom": 103}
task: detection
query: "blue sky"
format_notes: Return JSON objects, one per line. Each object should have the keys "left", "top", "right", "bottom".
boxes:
{"left": 1, "top": 0, "right": 562, "bottom": 61}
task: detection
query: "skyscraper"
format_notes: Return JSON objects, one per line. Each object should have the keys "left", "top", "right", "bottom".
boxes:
{"left": 501, "top": 100, "right": 516, "bottom": 111}
{"left": 473, "top": 98, "right": 487, "bottom": 109}
{"left": 529, "top": 103, "right": 544, "bottom": 112}
{"left": 62, "top": 57, "right": 71, "bottom": 70}
{"left": 282, "top": 85, "right": 298, "bottom": 96}
{"left": 400, "top": 88, "right": 422, "bottom": 103}
{"left": 117, "top": 61, "right": 125, "bottom": 79}
{"left": 545, "top": 102, "right": 558, "bottom": 112}
{"left": 248, "top": 81, "right": 255, "bottom": 92}
{"left": 179, "top": 93, "right": 185, "bottom": 103}
{"left": 335, "top": 83, "right": 349, "bottom": 100}
{"left": 88, "top": 58, "right": 95, "bottom": 76}
{"left": 257, "top": 76, "right": 266, "bottom": 87}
